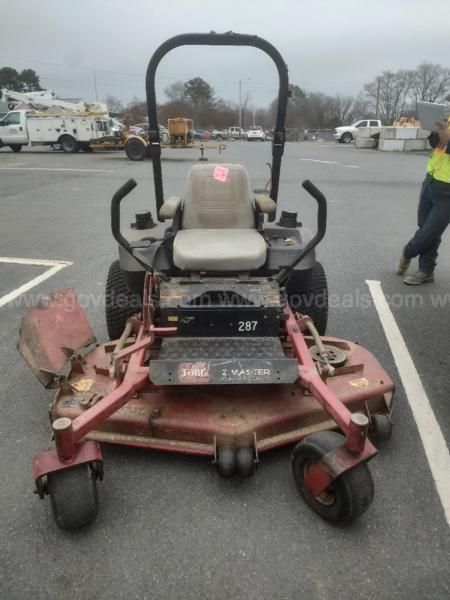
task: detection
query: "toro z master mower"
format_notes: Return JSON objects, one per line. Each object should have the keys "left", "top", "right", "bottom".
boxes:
{"left": 18, "top": 33, "right": 394, "bottom": 530}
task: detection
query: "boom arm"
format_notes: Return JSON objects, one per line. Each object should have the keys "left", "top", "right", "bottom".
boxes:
{"left": 0, "top": 88, "right": 108, "bottom": 115}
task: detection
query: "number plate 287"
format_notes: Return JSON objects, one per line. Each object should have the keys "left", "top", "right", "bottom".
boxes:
{"left": 238, "top": 321, "right": 258, "bottom": 332}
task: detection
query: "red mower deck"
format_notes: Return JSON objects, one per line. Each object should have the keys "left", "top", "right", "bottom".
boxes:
{"left": 50, "top": 334, "right": 393, "bottom": 456}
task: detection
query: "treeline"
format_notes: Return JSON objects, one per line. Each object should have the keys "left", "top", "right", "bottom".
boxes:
{"left": 113, "top": 62, "right": 450, "bottom": 129}
{"left": 2, "top": 61, "right": 449, "bottom": 129}
{"left": 0, "top": 67, "right": 42, "bottom": 92}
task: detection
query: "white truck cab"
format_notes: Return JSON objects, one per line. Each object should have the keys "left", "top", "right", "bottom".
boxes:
{"left": 333, "top": 119, "right": 382, "bottom": 143}
{"left": 228, "top": 126, "right": 244, "bottom": 139}
{"left": 0, "top": 110, "right": 27, "bottom": 150}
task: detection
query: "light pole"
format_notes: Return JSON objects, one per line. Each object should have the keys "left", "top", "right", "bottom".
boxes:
{"left": 238, "top": 78, "right": 251, "bottom": 134}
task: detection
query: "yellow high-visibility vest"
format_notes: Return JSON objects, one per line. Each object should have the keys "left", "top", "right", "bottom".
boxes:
{"left": 427, "top": 118, "right": 450, "bottom": 184}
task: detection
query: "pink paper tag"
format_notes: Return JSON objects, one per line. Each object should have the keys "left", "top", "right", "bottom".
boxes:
{"left": 213, "top": 165, "right": 229, "bottom": 183}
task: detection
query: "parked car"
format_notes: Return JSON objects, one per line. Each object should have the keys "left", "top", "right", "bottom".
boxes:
{"left": 210, "top": 128, "right": 229, "bottom": 140}
{"left": 332, "top": 119, "right": 382, "bottom": 143}
{"left": 247, "top": 126, "right": 265, "bottom": 141}
{"left": 128, "top": 123, "right": 170, "bottom": 142}
{"left": 228, "top": 126, "right": 244, "bottom": 139}
{"left": 129, "top": 122, "right": 148, "bottom": 135}
{"left": 193, "top": 129, "right": 210, "bottom": 140}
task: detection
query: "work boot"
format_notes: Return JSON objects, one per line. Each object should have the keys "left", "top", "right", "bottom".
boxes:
{"left": 403, "top": 271, "right": 434, "bottom": 285}
{"left": 396, "top": 256, "right": 411, "bottom": 275}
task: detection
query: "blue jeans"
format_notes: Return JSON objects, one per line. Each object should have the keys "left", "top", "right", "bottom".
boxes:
{"left": 404, "top": 175, "right": 450, "bottom": 274}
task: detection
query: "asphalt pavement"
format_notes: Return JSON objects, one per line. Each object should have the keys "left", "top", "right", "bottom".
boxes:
{"left": 0, "top": 141, "right": 449, "bottom": 600}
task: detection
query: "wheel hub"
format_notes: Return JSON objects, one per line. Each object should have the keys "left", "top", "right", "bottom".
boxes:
{"left": 303, "top": 460, "right": 336, "bottom": 506}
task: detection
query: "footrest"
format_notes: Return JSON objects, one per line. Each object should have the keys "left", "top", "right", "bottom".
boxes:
{"left": 150, "top": 337, "right": 299, "bottom": 385}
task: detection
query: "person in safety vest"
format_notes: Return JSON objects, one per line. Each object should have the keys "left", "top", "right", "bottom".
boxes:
{"left": 397, "top": 117, "right": 450, "bottom": 284}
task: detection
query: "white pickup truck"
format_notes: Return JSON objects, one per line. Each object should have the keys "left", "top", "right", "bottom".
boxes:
{"left": 333, "top": 119, "right": 382, "bottom": 144}
{"left": 0, "top": 109, "right": 114, "bottom": 153}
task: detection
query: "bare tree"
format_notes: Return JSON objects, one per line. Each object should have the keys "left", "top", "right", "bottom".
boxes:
{"left": 164, "top": 81, "right": 186, "bottom": 102}
{"left": 124, "top": 97, "right": 147, "bottom": 124}
{"left": 330, "top": 95, "right": 355, "bottom": 125}
{"left": 364, "top": 70, "right": 412, "bottom": 125}
{"left": 104, "top": 95, "right": 124, "bottom": 113}
{"left": 409, "top": 62, "right": 450, "bottom": 103}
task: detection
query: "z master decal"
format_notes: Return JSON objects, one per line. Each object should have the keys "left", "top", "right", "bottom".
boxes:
{"left": 220, "top": 367, "right": 272, "bottom": 382}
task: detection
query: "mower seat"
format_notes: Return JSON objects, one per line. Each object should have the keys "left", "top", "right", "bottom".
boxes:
{"left": 173, "top": 164, "right": 267, "bottom": 271}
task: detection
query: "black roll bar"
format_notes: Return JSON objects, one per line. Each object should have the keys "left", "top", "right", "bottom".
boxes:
{"left": 145, "top": 32, "right": 289, "bottom": 222}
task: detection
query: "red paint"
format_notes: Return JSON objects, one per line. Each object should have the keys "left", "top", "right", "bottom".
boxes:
{"left": 33, "top": 440, "right": 102, "bottom": 483}
{"left": 26, "top": 282, "right": 394, "bottom": 487}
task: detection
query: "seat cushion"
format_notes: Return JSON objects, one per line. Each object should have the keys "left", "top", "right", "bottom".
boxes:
{"left": 173, "top": 229, "right": 267, "bottom": 271}
{"left": 182, "top": 164, "right": 255, "bottom": 229}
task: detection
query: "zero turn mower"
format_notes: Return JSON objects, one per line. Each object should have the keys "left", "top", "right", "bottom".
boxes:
{"left": 18, "top": 32, "right": 394, "bottom": 530}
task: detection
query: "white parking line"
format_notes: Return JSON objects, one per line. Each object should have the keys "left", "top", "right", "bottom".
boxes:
{"left": 301, "top": 158, "right": 338, "bottom": 165}
{"left": 366, "top": 279, "right": 450, "bottom": 526}
{"left": 300, "top": 158, "right": 360, "bottom": 169}
{"left": 0, "top": 257, "right": 72, "bottom": 308}
{"left": 0, "top": 167, "right": 114, "bottom": 173}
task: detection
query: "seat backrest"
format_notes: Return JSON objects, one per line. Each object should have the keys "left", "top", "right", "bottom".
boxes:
{"left": 181, "top": 163, "right": 255, "bottom": 229}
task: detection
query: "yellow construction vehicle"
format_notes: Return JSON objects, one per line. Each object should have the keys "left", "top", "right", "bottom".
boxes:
{"left": 125, "top": 117, "right": 206, "bottom": 161}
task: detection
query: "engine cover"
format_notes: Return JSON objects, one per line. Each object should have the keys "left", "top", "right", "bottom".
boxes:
{"left": 157, "top": 277, "right": 283, "bottom": 337}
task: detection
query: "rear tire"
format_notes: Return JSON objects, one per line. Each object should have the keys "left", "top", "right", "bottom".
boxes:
{"left": 105, "top": 261, "right": 141, "bottom": 340}
{"left": 286, "top": 261, "right": 328, "bottom": 335}
{"left": 125, "top": 138, "right": 147, "bottom": 161}
{"left": 60, "top": 135, "right": 80, "bottom": 153}
{"left": 9, "top": 144, "right": 22, "bottom": 152}
{"left": 341, "top": 132, "right": 353, "bottom": 144}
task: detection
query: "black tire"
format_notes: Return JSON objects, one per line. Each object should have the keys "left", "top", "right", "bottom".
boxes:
{"left": 125, "top": 138, "right": 147, "bottom": 161}
{"left": 60, "top": 135, "right": 80, "bottom": 153}
{"left": 216, "top": 446, "right": 236, "bottom": 478}
{"left": 160, "top": 131, "right": 170, "bottom": 144}
{"left": 216, "top": 134, "right": 223, "bottom": 141}
{"left": 47, "top": 463, "right": 98, "bottom": 530}
{"left": 286, "top": 261, "right": 328, "bottom": 335}
{"left": 235, "top": 447, "right": 256, "bottom": 478}
{"left": 292, "top": 431, "right": 374, "bottom": 524}
{"left": 105, "top": 261, "right": 141, "bottom": 340}
{"left": 341, "top": 132, "right": 353, "bottom": 144}
{"left": 9, "top": 144, "right": 22, "bottom": 152}
{"left": 369, "top": 414, "right": 393, "bottom": 442}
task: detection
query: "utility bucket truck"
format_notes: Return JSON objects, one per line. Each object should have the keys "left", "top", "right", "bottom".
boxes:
{"left": 0, "top": 88, "right": 122, "bottom": 153}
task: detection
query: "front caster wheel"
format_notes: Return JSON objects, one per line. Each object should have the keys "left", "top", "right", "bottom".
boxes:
{"left": 236, "top": 447, "right": 256, "bottom": 478}
{"left": 292, "top": 431, "right": 374, "bottom": 524}
{"left": 216, "top": 446, "right": 236, "bottom": 478}
{"left": 369, "top": 414, "right": 393, "bottom": 442}
{"left": 47, "top": 463, "right": 99, "bottom": 530}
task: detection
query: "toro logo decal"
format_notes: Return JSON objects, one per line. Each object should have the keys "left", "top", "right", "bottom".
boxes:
{"left": 178, "top": 362, "right": 210, "bottom": 384}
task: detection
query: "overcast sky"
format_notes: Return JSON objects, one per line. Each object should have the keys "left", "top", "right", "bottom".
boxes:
{"left": 1, "top": 0, "right": 449, "bottom": 108}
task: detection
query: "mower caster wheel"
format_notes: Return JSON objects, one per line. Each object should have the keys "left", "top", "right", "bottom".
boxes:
{"left": 236, "top": 447, "right": 256, "bottom": 478}
{"left": 47, "top": 463, "right": 99, "bottom": 530}
{"left": 369, "top": 414, "right": 392, "bottom": 442}
{"left": 292, "top": 431, "right": 374, "bottom": 524}
{"left": 216, "top": 446, "right": 236, "bottom": 478}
